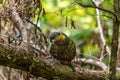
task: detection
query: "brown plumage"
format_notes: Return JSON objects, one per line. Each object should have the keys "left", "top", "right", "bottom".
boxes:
{"left": 50, "top": 32, "right": 76, "bottom": 65}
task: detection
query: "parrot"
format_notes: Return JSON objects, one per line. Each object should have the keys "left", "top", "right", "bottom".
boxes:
{"left": 50, "top": 32, "right": 76, "bottom": 71}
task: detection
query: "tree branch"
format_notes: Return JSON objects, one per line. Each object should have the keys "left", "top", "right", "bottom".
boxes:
{"left": 80, "top": 58, "right": 107, "bottom": 70}
{"left": 76, "top": 1, "right": 119, "bottom": 21}
{"left": 0, "top": 42, "right": 107, "bottom": 80}
{"left": 8, "top": 0, "right": 28, "bottom": 43}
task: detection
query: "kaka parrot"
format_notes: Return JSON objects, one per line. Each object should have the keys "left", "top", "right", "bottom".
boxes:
{"left": 50, "top": 32, "right": 76, "bottom": 71}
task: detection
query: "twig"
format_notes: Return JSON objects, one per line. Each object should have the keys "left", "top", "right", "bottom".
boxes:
{"left": 76, "top": 1, "right": 119, "bottom": 21}
{"left": 22, "top": 14, "right": 48, "bottom": 46}
{"left": 92, "top": 0, "right": 111, "bottom": 61}
{"left": 73, "top": 58, "right": 107, "bottom": 70}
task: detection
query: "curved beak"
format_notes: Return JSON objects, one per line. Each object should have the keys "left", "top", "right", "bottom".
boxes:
{"left": 59, "top": 34, "right": 65, "bottom": 40}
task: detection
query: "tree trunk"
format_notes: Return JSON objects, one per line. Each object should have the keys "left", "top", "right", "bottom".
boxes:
{"left": 109, "top": 0, "right": 120, "bottom": 80}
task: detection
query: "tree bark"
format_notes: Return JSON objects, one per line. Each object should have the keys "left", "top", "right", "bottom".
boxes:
{"left": 109, "top": 0, "right": 120, "bottom": 80}
{"left": 8, "top": 0, "right": 28, "bottom": 43}
{"left": 0, "top": 42, "right": 107, "bottom": 80}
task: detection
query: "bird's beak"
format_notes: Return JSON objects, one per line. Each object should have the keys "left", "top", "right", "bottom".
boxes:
{"left": 60, "top": 34, "right": 65, "bottom": 40}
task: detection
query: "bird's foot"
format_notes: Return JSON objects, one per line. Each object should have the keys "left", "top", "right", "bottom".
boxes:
{"left": 67, "top": 63, "right": 76, "bottom": 72}
{"left": 48, "top": 56, "right": 61, "bottom": 65}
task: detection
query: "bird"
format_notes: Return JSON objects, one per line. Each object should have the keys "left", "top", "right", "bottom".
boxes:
{"left": 50, "top": 32, "right": 76, "bottom": 71}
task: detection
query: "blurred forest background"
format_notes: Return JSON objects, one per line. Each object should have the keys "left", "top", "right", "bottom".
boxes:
{"left": 40, "top": 0, "right": 113, "bottom": 64}
{"left": 0, "top": 0, "right": 119, "bottom": 80}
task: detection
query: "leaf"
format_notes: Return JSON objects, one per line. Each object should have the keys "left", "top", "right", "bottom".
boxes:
{"left": 71, "top": 18, "right": 76, "bottom": 29}
{"left": 42, "top": 8, "right": 46, "bottom": 16}
{"left": 65, "top": 16, "right": 68, "bottom": 27}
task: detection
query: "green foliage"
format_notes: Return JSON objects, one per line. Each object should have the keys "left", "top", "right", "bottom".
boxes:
{"left": 102, "top": 0, "right": 113, "bottom": 10}
{"left": 80, "top": 0, "right": 93, "bottom": 5}
{"left": 83, "top": 44, "right": 99, "bottom": 55}
{"left": 34, "top": 0, "right": 113, "bottom": 64}
{"left": 70, "top": 29, "right": 93, "bottom": 41}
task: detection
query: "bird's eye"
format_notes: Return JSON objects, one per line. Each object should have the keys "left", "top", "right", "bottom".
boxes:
{"left": 50, "top": 32, "right": 64, "bottom": 42}
{"left": 50, "top": 35, "right": 55, "bottom": 42}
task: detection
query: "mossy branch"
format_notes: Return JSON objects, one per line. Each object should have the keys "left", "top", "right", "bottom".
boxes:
{"left": 0, "top": 42, "right": 108, "bottom": 80}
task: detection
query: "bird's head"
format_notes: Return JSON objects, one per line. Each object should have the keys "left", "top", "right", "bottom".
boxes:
{"left": 50, "top": 32, "right": 69, "bottom": 45}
